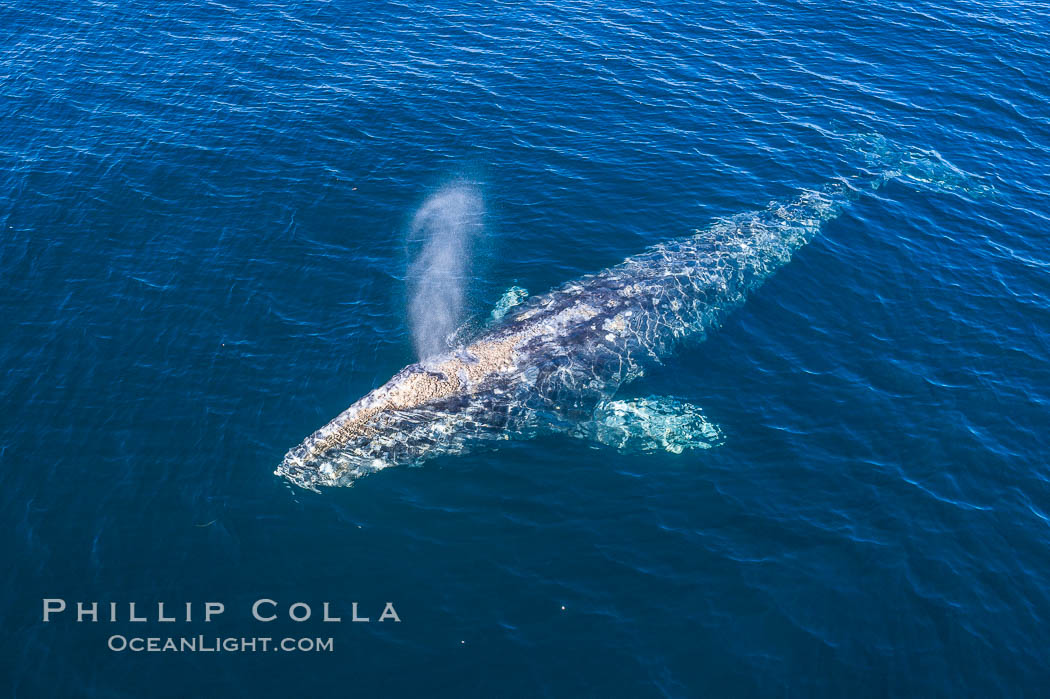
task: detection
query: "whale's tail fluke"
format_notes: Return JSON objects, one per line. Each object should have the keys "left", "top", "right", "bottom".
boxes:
{"left": 735, "top": 134, "right": 992, "bottom": 262}
{"left": 848, "top": 133, "right": 993, "bottom": 197}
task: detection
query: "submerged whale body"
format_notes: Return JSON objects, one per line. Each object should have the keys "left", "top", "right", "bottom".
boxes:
{"left": 277, "top": 144, "right": 980, "bottom": 490}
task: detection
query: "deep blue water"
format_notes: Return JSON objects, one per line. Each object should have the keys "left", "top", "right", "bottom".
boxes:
{"left": 3, "top": 0, "right": 1049, "bottom": 696}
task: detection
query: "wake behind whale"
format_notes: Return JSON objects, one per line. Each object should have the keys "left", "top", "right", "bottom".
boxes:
{"left": 278, "top": 139, "right": 986, "bottom": 490}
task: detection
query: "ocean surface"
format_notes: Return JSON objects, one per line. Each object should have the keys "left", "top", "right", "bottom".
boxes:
{"left": 3, "top": 0, "right": 1049, "bottom": 696}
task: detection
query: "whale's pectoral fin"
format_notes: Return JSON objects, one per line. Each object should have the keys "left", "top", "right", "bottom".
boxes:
{"left": 490, "top": 285, "right": 529, "bottom": 322}
{"left": 575, "top": 396, "right": 724, "bottom": 454}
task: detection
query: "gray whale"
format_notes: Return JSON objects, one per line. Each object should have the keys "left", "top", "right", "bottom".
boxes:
{"left": 278, "top": 147, "right": 979, "bottom": 490}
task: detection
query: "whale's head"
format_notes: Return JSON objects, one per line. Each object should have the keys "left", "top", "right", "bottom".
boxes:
{"left": 277, "top": 336, "right": 523, "bottom": 490}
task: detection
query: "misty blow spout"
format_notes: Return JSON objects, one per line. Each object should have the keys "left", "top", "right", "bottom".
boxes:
{"left": 407, "top": 183, "right": 484, "bottom": 360}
